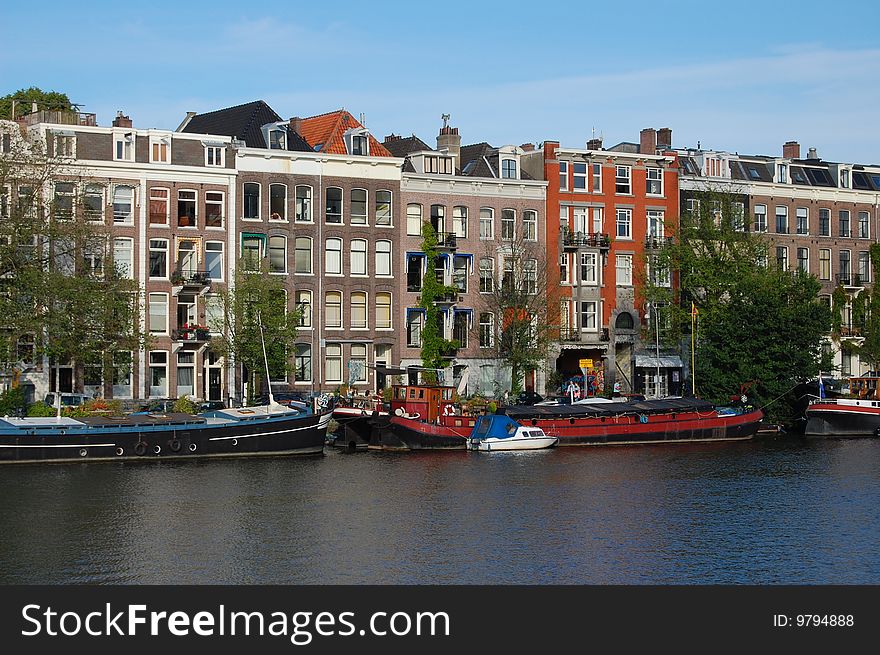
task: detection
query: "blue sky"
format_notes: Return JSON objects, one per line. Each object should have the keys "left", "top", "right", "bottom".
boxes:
{"left": 4, "top": 0, "right": 880, "bottom": 162}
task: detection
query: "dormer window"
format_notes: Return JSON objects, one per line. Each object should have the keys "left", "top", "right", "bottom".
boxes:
{"left": 150, "top": 135, "right": 170, "bottom": 163}
{"left": 114, "top": 132, "right": 134, "bottom": 161}
{"left": 840, "top": 168, "right": 850, "bottom": 188}
{"left": 351, "top": 134, "right": 368, "bottom": 155}
{"left": 501, "top": 159, "right": 517, "bottom": 179}
{"left": 269, "top": 129, "right": 286, "bottom": 150}
{"left": 777, "top": 163, "right": 788, "bottom": 184}
{"left": 424, "top": 155, "right": 453, "bottom": 174}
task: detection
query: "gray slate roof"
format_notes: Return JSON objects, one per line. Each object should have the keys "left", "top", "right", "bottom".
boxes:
{"left": 180, "top": 100, "right": 312, "bottom": 151}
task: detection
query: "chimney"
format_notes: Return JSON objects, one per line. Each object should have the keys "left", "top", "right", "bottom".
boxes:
{"left": 112, "top": 111, "right": 132, "bottom": 128}
{"left": 657, "top": 127, "right": 672, "bottom": 149}
{"left": 437, "top": 125, "right": 461, "bottom": 169}
{"left": 586, "top": 137, "right": 603, "bottom": 150}
{"left": 640, "top": 128, "right": 657, "bottom": 155}
{"left": 807, "top": 147, "right": 819, "bottom": 160}
{"left": 383, "top": 133, "right": 402, "bottom": 144}
{"left": 783, "top": 140, "right": 800, "bottom": 159}
{"left": 289, "top": 116, "right": 302, "bottom": 135}
{"left": 520, "top": 143, "right": 535, "bottom": 152}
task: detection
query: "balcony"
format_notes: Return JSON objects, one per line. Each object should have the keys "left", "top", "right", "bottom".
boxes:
{"left": 172, "top": 325, "right": 211, "bottom": 343}
{"left": 644, "top": 235, "right": 674, "bottom": 250}
{"left": 435, "top": 232, "right": 458, "bottom": 251}
{"left": 432, "top": 290, "right": 459, "bottom": 306}
{"left": 839, "top": 325, "right": 862, "bottom": 339}
{"left": 558, "top": 327, "right": 610, "bottom": 343}
{"left": 835, "top": 273, "right": 862, "bottom": 289}
{"left": 171, "top": 269, "right": 211, "bottom": 296}
{"left": 561, "top": 229, "right": 611, "bottom": 252}
{"left": 19, "top": 109, "right": 97, "bottom": 127}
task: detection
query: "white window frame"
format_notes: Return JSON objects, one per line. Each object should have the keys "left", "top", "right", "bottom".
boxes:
{"left": 351, "top": 292, "right": 368, "bottom": 330}
{"left": 112, "top": 185, "right": 135, "bottom": 225}
{"left": 376, "top": 292, "right": 392, "bottom": 329}
{"left": 325, "top": 237, "right": 342, "bottom": 275}
{"left": 113, "top": 131, "right": 134, "bottom": 162}
{"left": 616, "top": 208, "right": 632, "bottom": 239}
{"left": 295, "top": 185, "right": 313, "bottom": 223}
{"left": 616, "top": 254, "right": 633, "bottom": 286}
{"left": 149, "top": 135, "right": 170, "bottom": 164}
{"left": 501, "top": 209, "right": 515, "bottom": 240}
{"left": 350, "top": 239, "right": 368, "bottom": 276}
{"left": 580, "top": 301, "right": 598, "bottom": 332}
{"left": 453, "top": 206, "right": 468, "bottom": 238}
{"left": 269, "top": 183, "right": 288, "bottom": 222}
{"left": 325, "top": 343, "right": 342, "bottom": 383}
{"left": 205, "top": 190, "right": 224, "bottom": 229}
{"left": 479, "top": 207, "right": 494, "bottom": 239}
{"left": 559, "top": 161, "right": 568, "bottom": 190}
{"left": 294, "top": 237, "right": 313, "bottom": 275}
{"left": 375, "top": 190, "right": 392, "bottom": 226}
{"left": 205, "top": 145, "right": 225, "bottom": 167}
{"left": 243, "top": 183, "right": 261, "bottom": 221}
{"left": 149, "top": 238, "right": 169, "bottom": 279}
{"left": 205, "top": 241, "right": 224, "bottom": 281}
{"left": 407, "top": 203, "right": 423, "bottom": 236}
{"left": 646, "top": 167, "right": 663, "bottom": 196}
{"left": 615, "top": 165, "right": 631, "bottom": 194}
{"left": 375, "top": 240, "right": 392, "bottom": 277}
{"left": 523, "top": 210, "right": 537, "bottom": 241}
{"left": 573, "top": 162, "right": 587, "bottom": 191}
{"left": 113, "top": 237, "right": 134, "bottom": 280}
{"left": 149, "top": 187, "right": 169, "bottom": 226}
{"left": 325, "top": 292, "right": 343, "bottom": 329}
{"left": 350, "top": 188, "right": 368, "bottom": 226}
{"left": 148, "top": 293, "right": 169, "bottom": 335}
{"left": 268, "top": 235, "right": 287, "bottom": 274}
{"left": 297, "top": 290, "right": 312, "bottom": 328}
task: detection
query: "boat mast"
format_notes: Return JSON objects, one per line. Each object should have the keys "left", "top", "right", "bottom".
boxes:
{"left": 258, "top": 312, "right": 276, "bottom": 411}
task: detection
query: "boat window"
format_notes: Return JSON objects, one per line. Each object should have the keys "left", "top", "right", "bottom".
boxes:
{"left": 409, "top": 388, "right": 416, "bottom": 399}
{"left": 419, "top": 389, "right": 425, "bottom": 399}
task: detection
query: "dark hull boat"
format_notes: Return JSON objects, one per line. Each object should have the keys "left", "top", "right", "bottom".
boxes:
{"left": 804, "top": 400, "right": 880, "bottom": 438}
{"left": 505, "top": 397, "right": 763, "bottom": 446}
{"left": 0, "top": 404, "right": 331, "bottom": 464}
{"left": 387, "top": 414, "right": 476, "bottom": 450}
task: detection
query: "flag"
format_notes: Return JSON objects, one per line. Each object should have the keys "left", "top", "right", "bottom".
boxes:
{"left": 691, "top": 302, "right": 698, "bottom": 318}
{"left": 818, "top": 373, "right": 825, "bottom": 399}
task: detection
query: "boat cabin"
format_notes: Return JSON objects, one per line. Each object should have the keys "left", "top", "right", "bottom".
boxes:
{"left": 390, "top": 385, "right": 457, "bottom": 424}
{"left": 849, "top": 372, "right": 880, "bottom": 400}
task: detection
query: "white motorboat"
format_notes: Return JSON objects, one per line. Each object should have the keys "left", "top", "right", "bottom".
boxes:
{"left": 468, "top": 414, "right": 558, "bottom": 452}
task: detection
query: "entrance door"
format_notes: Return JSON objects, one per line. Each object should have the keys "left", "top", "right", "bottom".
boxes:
{"left": 208, "top": 369, "right": 221, "bottom": 401}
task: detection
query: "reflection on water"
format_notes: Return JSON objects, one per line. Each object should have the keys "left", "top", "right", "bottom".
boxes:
{"left": 1, "top": 439, "right": 878, "bottom": 584}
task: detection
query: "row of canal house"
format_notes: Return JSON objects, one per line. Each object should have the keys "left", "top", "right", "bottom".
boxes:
{"left": 7, "top": 99, "right": 878, "bottom": 404}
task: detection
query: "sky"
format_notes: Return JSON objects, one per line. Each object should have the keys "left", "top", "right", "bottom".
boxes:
{"left": 4, "top": 0, "right": 880, "bottom": 163}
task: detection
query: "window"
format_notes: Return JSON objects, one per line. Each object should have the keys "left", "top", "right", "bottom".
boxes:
{"left": 243, "top": 183, "right": 260, "bottom": 220}
{"left": 349, "top": 292, "right": 368, "bottom": 329}
{"left": 840, "top": 168, "right": 850, "bottom": 188}
{"left": 407, "top": 204, "right": 422, "bottom": 236}
{"left": 149, "top": 239, "right": 168, "bottom": 278}
{"left": 573, "top": 163, "right": 587, "bottom": 190}
{"left": 269, "top": 184, "right": 287, "bottom": 221}
{"left": 839, "top": 210, "right": 851, "bottom": 237}
{"left": 615, "top": 165, "right": 631, "bottom": 194}
{"left": 453, "top": 255, "right": 469, "bottom": 292}
{"left": 268, "top": 236, "right": 286, "bottom": 273}
{"left": 859, "top": 211, "right": 870, "bottom": 239}
{"left": 269, "top": 129, "right": 286, "bottom": 150}
{"left": 149, "top": 188, "right": 168, "bottom": 225}
{"left": 777, "top": 163, "right": 788, "bottom": 184}
{"left": 501, "top": 209, "right": 515, "bottom": 240}
{"left": 797, "top": 248, "right": 809, "bottom": 273}
{"left": 325, "top": 292, "right": 342, "bottom": 328}
{"left": 241, "top": 234, "right": 264, "bottom": 270}
{"left": 325, "top": 238, "right": 342, "bottom": 275}
{"left": 178, "top": 240, "right": 198, "bottom": 276}
{"left": 775, "top": 206, "right": 788, "bottom": 234}
{"left": 858, "top": 251, "right": 870, "bottom": 284}
{"left": 839, "top": 250, "right": 851, "bottom": 283}
{"left": 732, "top": 202, "right": 745, "bottom": 231}
{"left": 350, "top": 344, "right": 368, "bottom": 383}
{"left": 646, "top": 168, "right": 663, "bottom": 195}
{"left": 53, "top": 182, "right": 74, "bottom": 220}
{"left": 294, "top": 344, "right": 312, "bottom": 382}
{"left": 296, "top": 290, "right": 312, "bottom": 328}
{"left": 686, "top": 198, "right": 700, "bottom": 218}
{"left": 479, "top": 257, "right": 494, "bottom": 292}
{"left": 580, "top": 252, "right": 597, "bottom": 284}
{"left": 616, "top": 208, "right": 632, "bottom": 239}
{"left": 55, "top": 133, "right": 75, "bottom": 158}
{"left": 150, "top": 137, "right": 169, "bottom": 163}
{"left": 113, "top": 186, "right": 134, "bottom": 224}
{"left": 178, "top": 190, "right": 196, "bottom": 227}
{"left": 149, "top": 351, "right": 168, "bottom": 397}
{"left": 205, "top": 242, "right": 223, "bottom": 280}
{"left": 114, "top": 132, "right": 133, "bottom": 161}
{"left": 407, "top": 311, "right": 424, "bottom": 347}
{"left": 819, "top": 208, "right": 830, "bottom": 236}
{"left": 294, "top": 237, "right": 312, "bottom": 274}
{"left": 453, "top": 311, "right": 469, "bottom": 348}
{"left": 351, "top": 134, "right": 368, "bottom": 156}
{"left": 559, "top": 161, "right": 568, "bottom": 190}
{"left": 746, "top": 203, "right": 764, "bottom": 233}
{"left": 113, "top": 238, "right": 133, "bottom": 279}
{"left": 326, "top": 187, "right": 343, "bottom": 223}
{"left": 648, "top": 255, "right": 670, "bottom": 287}
{"left": 647, "top": 210, "right": 664, "bottom": 237}
{"left": 148, "top": 293, "right": 168, "bottom": 334}
{"left": 776, "top": 246, "right": 788, "bottom": 270}
{"left": 502, "top": 258, "right": 515, "bottom": 290}
{"left": 616, "top": 254, "right": 632, "bottom": 286}
{"left": 204, "top": 191, "right": 223, "bottom": 228}
{"left": 479, "top": 313, "right": 494, "bottom": 348}
{"left": 325, "top": 344, "right": 342, "bottom": 382}
{"left": 351, "top": 188, "right": 368, "bottom": 225}
{"left": 83, "top": 240, "right": 104, "bottom": 277}
{"left": 376, "top": 292, "right": 392, "bottom": 329}
{"left": 376, "top": 190, "right": 392, "bottom": 226}
{"left": 592, "top": 164, "right": 602, "bottom": 192}
{"left": 424, "top": 155, "right": 453, "bottom": 174}
{"left": 351, "top": 239, "right": 367, "bottom": 276}
{"left": 560, "top": 253, "right": 569, "bottom": 284}
{"left": 430, "top": 204, "right": 445, "bottom": 233}
{"left": 501, "top": 159, "right": 517, "bottom": 179}
{"left": 295, "top": 186, "right": 312, "bottom": 222}
{"left": 177, "top": 352, "right": 195, "bottom": 397}
{"left": 407, "top": 254, "right": 424, "bottom": 291}
{"left": 375, "top": 240, "right": 392, "bottom": 276}
{"left": 523, "top": 259, "right": 537, "bottom": 294}
{"left": 0, "top": 186, "right": 8, "bottom": 219}
{"left": 479, "top": 208, "right": 494, "bottom": 239}
{"left": 523, "top": 210, "right": 537, "bottom": 241}
{"left": 819, "top": 249, "right": 831, "bottom": 280}
{"left": 453, "top": 206, "right": 468, "bottom": 238}
{"left": 205, "top": 145, "right": 224, "bottom": 167}
{"left": 796, "top": 207, "right": 808, "bottom": 235}
{"left": 580, "top": 301, "right": 598, "bottom": 331}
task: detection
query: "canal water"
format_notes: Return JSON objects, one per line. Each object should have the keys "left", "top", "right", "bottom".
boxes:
{"left": 1, "top": 438, "right": 878, "bottom": 584}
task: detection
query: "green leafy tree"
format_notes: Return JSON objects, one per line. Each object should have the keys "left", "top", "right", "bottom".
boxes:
{"left": 0, "top": 87, "right": 73, "bottom": 120}
{"left": 417, "top": 222, "right": 461, "bottom": 383}
{"left": 645, "top": 188, "right": 832, "bottom": 423}
{"left": 208, "top": 260, "right": 301, "bottom": 403}
{"left": 853, "top": 243, "right": 880, "bottom": 372}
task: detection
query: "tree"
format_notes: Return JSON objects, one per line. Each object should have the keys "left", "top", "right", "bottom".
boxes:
{"left": 645, "top": 188, "right": 832, "bottom": 423}
{"left": 852, "top": 243, "right": 880, "bottom": 371}
{"left": 207, "top": 260, "right": 301, "bottom": 403}
{"left": 0, "top": 88, "right": 73, "bottom": 121}
{"left": 477, "top": 229, "right": 558, "bottom": 396}
{"left": 0, "top": 120, "right": 145, "bottom": 397}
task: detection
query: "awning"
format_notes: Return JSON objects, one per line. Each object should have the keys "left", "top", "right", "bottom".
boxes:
{"left": 635, "top": 355, "right": 683, "bottom": 368}
{"left": 369, "top": 364, "right": 409, "bottom": 376}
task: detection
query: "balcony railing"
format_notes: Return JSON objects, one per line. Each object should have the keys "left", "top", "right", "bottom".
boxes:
{"left": 172, "top": 326, "right": 211, "bottom": 342}
{"left": 836, "top": 273, "right": 860, "bottom": 287}
{"left": 561, "top": 229, "right": 611, "bottom": 251}
{"left": 839, "top": 325, "right": 862, "bottom": 338}
{"left": 19, "top": 110, "right": 97, "bottom": 127}
{"left": 644, "top": 235, "right": 674, "bottom": 249}
{"left": 171, "top": 269, "right": 211, "bottom": 287}
{"left": 558, "top": 327, "right": 610, "bottom": 342}
{"left": 435, "top": 232, "right": 458, "bottom": 250}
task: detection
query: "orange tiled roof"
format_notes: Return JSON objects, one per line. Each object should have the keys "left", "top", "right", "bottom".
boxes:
{"left": 298, "top": 109, "right": 392, "bottom": 157}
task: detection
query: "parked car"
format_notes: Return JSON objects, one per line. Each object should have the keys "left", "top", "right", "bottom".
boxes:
{"left": 44, "top": 393, "right": 92, "bottom": 409}
{"left": 514, "top": 391, "right": 544, "bottom": 406}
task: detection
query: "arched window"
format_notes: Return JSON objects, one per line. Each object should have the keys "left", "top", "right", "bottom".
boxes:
{"left": 615, "top": 312, "right": 634, "bottom": 330}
